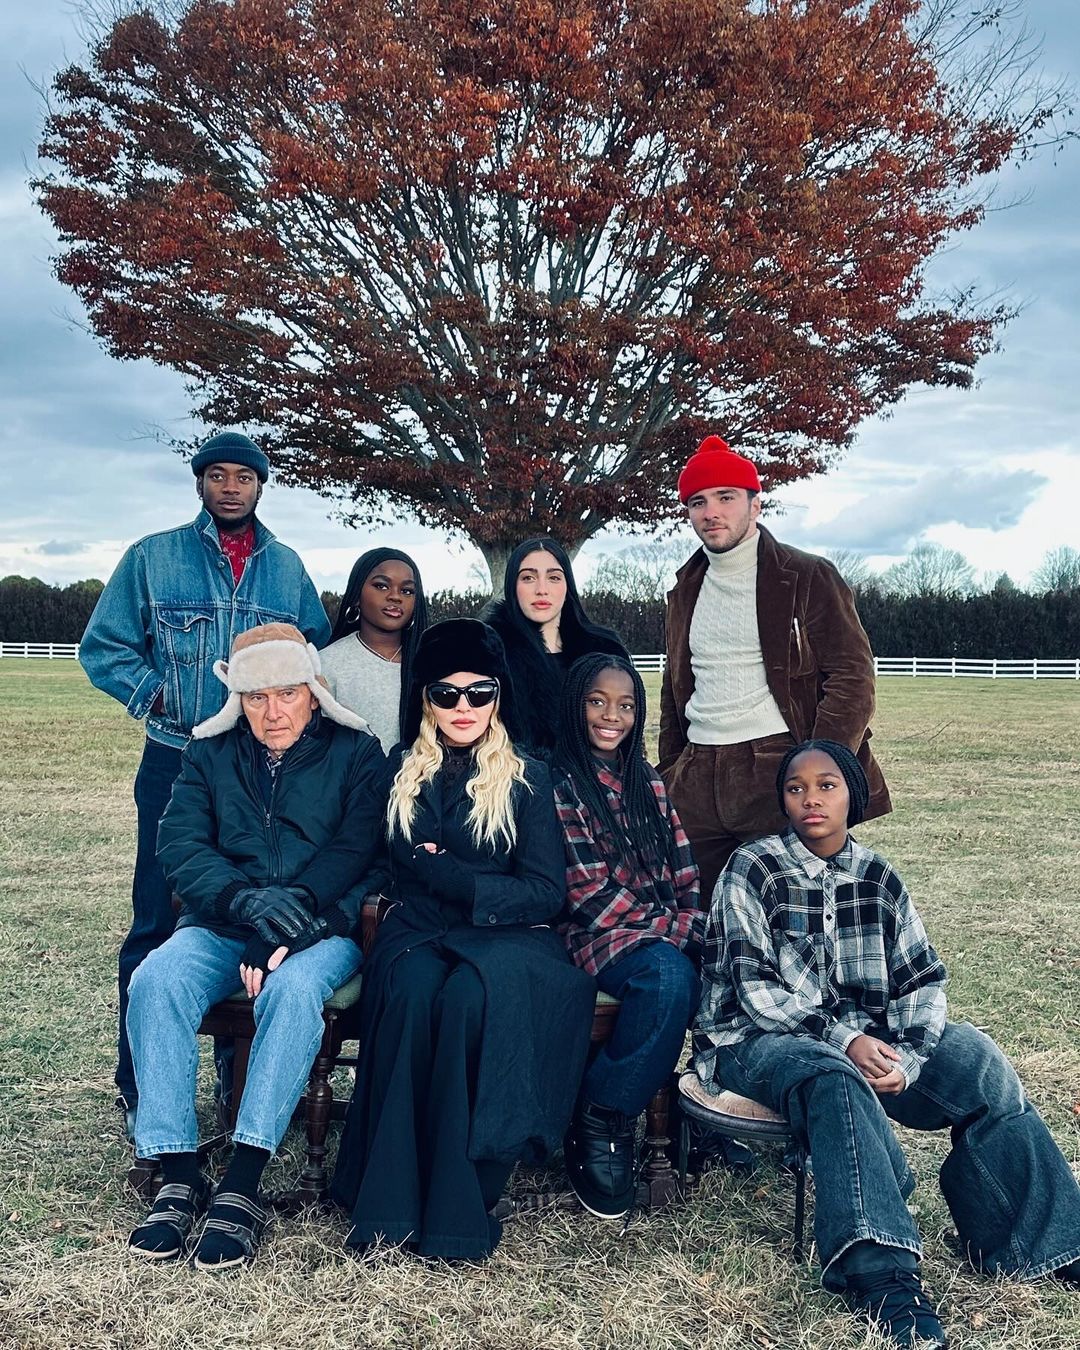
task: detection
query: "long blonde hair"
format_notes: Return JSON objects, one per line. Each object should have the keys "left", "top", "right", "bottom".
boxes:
{"left": 387, "top": 700, "right": 530, "bottom": 851}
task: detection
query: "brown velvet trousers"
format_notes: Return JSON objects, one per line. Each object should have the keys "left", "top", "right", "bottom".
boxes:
{"left": 663, "top": 731, "right": 796, "bottom": 907}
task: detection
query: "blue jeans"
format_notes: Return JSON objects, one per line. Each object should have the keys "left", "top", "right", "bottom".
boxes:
{"left": 117, "top": 737, "right": 184, "bottom": 1105}
{"left": 127, "top": 926, "right": 362, "bottom": 1156}
{"left": 584, "top": 941, "right": 700, "bottom": 1118}
{"left": 718, "top": 1022, "right": 1080, "bottom": 1288}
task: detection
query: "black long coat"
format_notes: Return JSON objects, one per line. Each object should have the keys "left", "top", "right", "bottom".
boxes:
{"left": 340, "top": 749, "right": 595, "bottom": 1170}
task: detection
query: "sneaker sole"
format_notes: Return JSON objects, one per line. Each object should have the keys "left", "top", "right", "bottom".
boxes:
{"left": 128, "top": 1241, "right": 184, "bottom": 1261}
{"left": 193, "top": 1253, "right": 250, "bottom": 1272}
{"left": 566, "top": 1174, "right": 635, "bottom": 1221}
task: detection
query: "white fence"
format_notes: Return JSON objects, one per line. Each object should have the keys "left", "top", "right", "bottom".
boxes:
{"left": 1, "top": 642, "right": 81, "bottom": 660}
{"left": 2, "top": 643, "right": 1079, "bottom": 679}
{"left": 873, "top": 656, "right": 1080, "bottom": 680}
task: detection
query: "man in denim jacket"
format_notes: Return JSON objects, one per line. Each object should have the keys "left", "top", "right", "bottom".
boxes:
{"left": 79, "top": 431, "right": 330, "bottom": 1126}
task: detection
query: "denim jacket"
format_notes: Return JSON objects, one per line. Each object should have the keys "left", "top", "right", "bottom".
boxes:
{"left": 79, "top": 509, "right": 330, "bottom": 747}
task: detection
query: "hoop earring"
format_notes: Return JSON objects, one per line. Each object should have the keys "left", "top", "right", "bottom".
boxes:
{"left": 344, "top": 604, "right": 362, "bottom": 626}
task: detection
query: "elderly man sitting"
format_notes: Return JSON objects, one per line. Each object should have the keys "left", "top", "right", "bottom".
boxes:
{"left": 125, "top": 623, "right": 386, "bottom": 1269}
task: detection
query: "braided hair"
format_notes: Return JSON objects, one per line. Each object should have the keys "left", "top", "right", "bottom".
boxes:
{"left": 553, "top": 653, "right": 677, "bottom": 875}
{"left": 776, "top": 739, "right": 870, "bottom": 826}
{"left": 328, "top": 547, "right": 430, "bottom": 743}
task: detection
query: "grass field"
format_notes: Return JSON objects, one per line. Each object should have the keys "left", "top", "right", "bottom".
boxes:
{"left": 0, "top": 659, "right": 1078, "bottom": 1349}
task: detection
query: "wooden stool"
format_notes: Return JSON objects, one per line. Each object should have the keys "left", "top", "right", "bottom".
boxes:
{"left": 676, "top": 1069, "right": 808, "bottom": 1256}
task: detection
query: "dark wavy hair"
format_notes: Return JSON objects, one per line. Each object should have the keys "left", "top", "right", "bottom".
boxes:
{"left": 328, "top": 547, "right": 429, "bottom": 742}
{"left": 553, "top": 653, "right": 676, "bottom": 875}
{"left": 481, "top": 537, "right": 628, "bottom": 752}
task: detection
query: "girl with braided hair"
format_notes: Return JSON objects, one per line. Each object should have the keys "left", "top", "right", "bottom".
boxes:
{"left": 552, "top": 654, "right": 704, "bottom": 1219}
{"left": 319, "top": 548, "right": 429, "bottom": 751}
{"left": 693, "top": 739, "right": 1080, "bottom": 1350}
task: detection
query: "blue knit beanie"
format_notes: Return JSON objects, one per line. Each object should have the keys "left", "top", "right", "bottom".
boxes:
{"left": 190, "top": 432, "right": 270, "bottom": 481}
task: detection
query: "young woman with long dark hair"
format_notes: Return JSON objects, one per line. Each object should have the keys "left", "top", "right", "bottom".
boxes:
{"left": 320, "top": 548, "right": 428, "bottom": 751}
{"left": 481, "top": 537, "right": 628, "bottom": 755}
{"left": 330, "top": 619, "right": 595, "bottom": 1260}
{"left": 552, "top": 653, "right": 703, "bottom": 1219}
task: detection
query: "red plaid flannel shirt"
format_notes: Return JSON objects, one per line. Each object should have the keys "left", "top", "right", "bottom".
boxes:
{"left": 554, "top": 760, "right": 704, "bottom": 976}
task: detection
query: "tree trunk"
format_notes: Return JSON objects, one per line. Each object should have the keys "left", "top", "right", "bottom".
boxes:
{"left": 477, "top": 536, "right": 584, "bottom": 595}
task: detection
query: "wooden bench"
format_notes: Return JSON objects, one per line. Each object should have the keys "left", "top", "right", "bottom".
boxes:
{"left": 129, "top": 900, "right": 679, "bottom": 1209}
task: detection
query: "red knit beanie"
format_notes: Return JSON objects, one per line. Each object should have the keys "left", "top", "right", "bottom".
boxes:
{"left": 677, "top": 435, "right": 761, "bottom": 503}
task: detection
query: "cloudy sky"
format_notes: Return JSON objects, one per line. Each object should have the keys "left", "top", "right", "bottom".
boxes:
{"left": 2, "top": 1, "right": 1078, "bottom": 595}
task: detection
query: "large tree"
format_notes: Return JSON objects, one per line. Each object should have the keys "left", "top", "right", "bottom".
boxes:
{"left": 37, "top": 0, "right": 1069, "bottom": 583}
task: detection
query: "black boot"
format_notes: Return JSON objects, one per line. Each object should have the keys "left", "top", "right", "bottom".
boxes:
{"left": 845, "top": 1269, "right": 948, "bottom": 1349}
{"left": 564, "top": 1101, "right": 636, "bottom": 1219}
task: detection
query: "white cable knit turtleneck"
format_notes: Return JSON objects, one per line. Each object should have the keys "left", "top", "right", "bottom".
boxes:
{"left": 684, "top": 531, "right": 790, "bottom": 745}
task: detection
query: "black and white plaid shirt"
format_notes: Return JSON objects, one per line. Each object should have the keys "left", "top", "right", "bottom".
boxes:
{"left": 693, "top": 829, "right": 947, "bottom": 1089}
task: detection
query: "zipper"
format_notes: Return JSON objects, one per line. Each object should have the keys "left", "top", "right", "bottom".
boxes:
{"left": 262, "top": 734, "right": 319, "bottom": 885}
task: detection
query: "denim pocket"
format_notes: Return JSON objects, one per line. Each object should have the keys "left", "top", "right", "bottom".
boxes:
{"left": 156, "top": 607, "right": 213, "bottom": 666}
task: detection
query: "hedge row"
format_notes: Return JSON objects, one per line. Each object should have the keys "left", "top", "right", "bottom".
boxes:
{"left": 4, "top": 574, "right": 1078, "bottom": 659}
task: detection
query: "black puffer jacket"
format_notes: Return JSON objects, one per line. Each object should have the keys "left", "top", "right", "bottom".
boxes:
{"left": 157, "top": 713, "right": 387, "bottom": 940}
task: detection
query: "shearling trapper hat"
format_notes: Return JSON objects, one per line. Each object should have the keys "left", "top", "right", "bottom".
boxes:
{"left": 190, "top": 431, "right": 270, "bottom": 482}
{"left": 403, "top": 618, "right": 520, "bottom": 744}
{"left": 191, "top": 623, "right": 372, "bottom": 739}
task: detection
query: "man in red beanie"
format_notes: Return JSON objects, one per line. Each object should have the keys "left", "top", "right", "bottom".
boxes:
{"left": 658, "top": 436, "right": 890, "bottom": 904}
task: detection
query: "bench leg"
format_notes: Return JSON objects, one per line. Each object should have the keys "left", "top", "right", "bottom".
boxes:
{"left": 127, "top": 1156, "right": 160, "bottom": 1200}
{"left": 640, "top": 1086, "right": 678, "bottom": 1209}
{"left": 296, "top": 1014, "right": 338, "bottom": 1203}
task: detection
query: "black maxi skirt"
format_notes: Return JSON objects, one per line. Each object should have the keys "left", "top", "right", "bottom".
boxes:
{"left": 330, "top": 943, "right": 516, "bottom": 1260}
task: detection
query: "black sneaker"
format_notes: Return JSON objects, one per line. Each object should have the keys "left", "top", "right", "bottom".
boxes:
{"left": 845, "top": 1269, "right": 948, "bottom": 1349}
{"left": 564, "top": 1101, "right": 636, "bottom": 1219}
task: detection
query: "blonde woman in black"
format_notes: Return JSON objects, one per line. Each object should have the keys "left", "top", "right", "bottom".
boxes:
{"left": 330, "top": 619, "right": 594, "bottom": 1260}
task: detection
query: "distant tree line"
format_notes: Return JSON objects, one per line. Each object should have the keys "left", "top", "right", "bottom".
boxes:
{"left": 5, "top": 537, "right": 1079, "bottom": 658}
{"left": 0, "top": 576, "right": 105, "bottom": 644}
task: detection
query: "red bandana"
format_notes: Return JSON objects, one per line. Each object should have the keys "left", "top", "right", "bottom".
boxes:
{"left": 218, "top": 523, "right": 255, "bottom": 586}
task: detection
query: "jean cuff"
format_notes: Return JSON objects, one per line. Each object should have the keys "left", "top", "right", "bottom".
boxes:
{"left": 231, "top": 1131, "right": 277, "bottom": 1154}
{"left": 135, "top": 1139, "right": 200, "bottom": 1158}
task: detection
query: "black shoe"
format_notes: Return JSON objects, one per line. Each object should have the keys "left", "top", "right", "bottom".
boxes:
{"left": 845, "top": 1269, "right": 948, "bottom": 1349}
{"left": 1053, "top": 1259, "right": 1080, "bottom": 1287}
{"left": 564, "top": 1101, "right": 636, "bottom": 1220}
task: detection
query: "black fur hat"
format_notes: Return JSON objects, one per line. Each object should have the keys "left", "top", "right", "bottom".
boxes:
{"left": 404, "top": 618, "right": 520, "bottom": 744}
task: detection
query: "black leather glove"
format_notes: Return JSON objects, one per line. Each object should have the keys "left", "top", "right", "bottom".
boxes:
{"left": 288, "top": 913, "right": 331, "bottom": 954}
{"left": 411, "top": 846, "right": 476, "bottom": 905}
{"left": 229, "top": 885, "right": 312, "bottom": 944}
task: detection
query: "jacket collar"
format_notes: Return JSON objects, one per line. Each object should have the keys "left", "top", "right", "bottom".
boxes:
{"left": 193, "top": 507, "right": 275, "bottom": 557}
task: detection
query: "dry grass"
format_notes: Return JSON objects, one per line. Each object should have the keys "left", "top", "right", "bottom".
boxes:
{"left": 0, "top": 660, "right": 1078, "bottom": 1349}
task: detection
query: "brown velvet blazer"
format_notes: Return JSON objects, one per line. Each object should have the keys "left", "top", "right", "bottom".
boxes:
{"left": 658, "top": 526, "right": 891, "bottom": 820}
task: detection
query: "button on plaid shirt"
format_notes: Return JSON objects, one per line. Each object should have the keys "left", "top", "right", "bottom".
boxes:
{"left": 693, "top": 829, "right": 947, "bottom": 1088}
{"left": 554, "top": 761, "right": 704, "bottom": 976}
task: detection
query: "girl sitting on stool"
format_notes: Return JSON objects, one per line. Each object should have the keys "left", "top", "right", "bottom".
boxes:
{"left": 693, "top": 738, "right": 1080, "bottom": 1349}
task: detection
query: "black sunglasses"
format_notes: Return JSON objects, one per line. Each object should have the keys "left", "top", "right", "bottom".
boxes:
{"left": 426, "top": 679, "right": 500, "bottom": 710}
